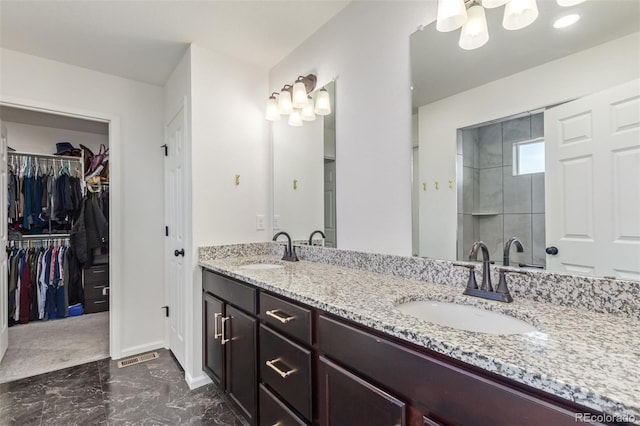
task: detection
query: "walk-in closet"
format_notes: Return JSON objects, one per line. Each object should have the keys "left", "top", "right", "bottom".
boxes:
{"left": 0, "top": 106, "right": 111, "bottom": 383}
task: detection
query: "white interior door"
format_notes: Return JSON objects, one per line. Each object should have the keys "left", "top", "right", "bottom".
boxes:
{"left": 324, "top": 160, "right": 337, "bottom": 247}
{"left": 0, "top": 123, "right": 8, "bottom": 362}
{"left": 545, "top": 79, "right": 640, "bottom": 279}
{"left": 164, "top": 103, "right": 187, "bottom": 367}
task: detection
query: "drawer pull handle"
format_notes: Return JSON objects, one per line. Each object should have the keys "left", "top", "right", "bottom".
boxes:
{"left": 221, "top": 316, "right": 231, "bottom": 345}
{"left": 266, "top": 309, "right": 295, "bottom": 324}
{"left": 92, "top": 270, "right": 106, "bottom": 274}
{"left": 265, "top": 358, "right": 297, "bottom": 378}
{"left": 213, "top": 313, "right": 222, "bottom": 339}
{"left": 94, "top": 300, "right": 107, "bottom": 304}
{"left": 93, "top": 285, "right": 106, "bottom": 290}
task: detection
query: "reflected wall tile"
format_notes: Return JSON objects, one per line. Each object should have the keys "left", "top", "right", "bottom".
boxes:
{"left": 503, "top": 116, "right": 531, "bottom": 166}
{"left": 504, "top": 214, "right": 533, "bottom": 265}
{"left": 463, "top": 166, "right": 474, "bottom": 214}
{"left": 478, "top": 123, "right": 502, "bottom": 169}
{"left": 532, "top": 173, "right": 545, "bottom": 214}
{"left": 478, "top": 167, "right": 503, "bottom": 213}
{"left": 477, "top": 214, "right": 504, "bottom": 262}
{"left": 462, "top": 128, "right": 477, "bottom": 168}
{"left": 503, "top": 165, "right": 532, "bottom": 214}
{"left": 532, "top": 213, "right": 546, "bottom": 266}
{"left": 463, "top": 214, "right": 475, "bottom": 260}
{"left": 531, "top": 112, "right": 544, "bottom": 139}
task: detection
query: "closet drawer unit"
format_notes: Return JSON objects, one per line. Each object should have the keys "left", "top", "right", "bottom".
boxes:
{"left": 84, "top": 282, "right": 109, "bottom": 300}
{"left": 260, "top": 325, "right": 312, "bottom": 422}
{"left": 260, "top": 292, "right": 312, "bottom": 345}
{"left": 85, "top": 297, "right": 109, "bottom": 314}
{"left": 202, "top": 269, "right": 256, "bottom": 314}
{"left": 84, "top": 264, "right": 109, "bottom": 284}
{"left": 259, "top": 384, "right": 308, "bottom": 426}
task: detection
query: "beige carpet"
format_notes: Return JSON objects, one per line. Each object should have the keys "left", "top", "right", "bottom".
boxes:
{"left": 0, "top": 311, "right": 109, "bottom": 384}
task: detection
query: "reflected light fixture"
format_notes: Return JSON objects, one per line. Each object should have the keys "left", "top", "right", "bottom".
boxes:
{"left": 315, "top": 88, "right": 331, "bottom": 116}
{"left": 553, "top": 13, "right": 580, "bottom": 28}
{"left": 301, "top": 96, "right": 316, "bottom": 121}
{"left": 265, "top": 92, "right": 280, "bottom": 121}
{"left": 557, "top": 0, "right": 585, "bottom": 6}
{"left": 436, "top": 0, "right": 540, "bottom": 50}
{"left": 288, "top": 109, "right": 303, "bottom": 127}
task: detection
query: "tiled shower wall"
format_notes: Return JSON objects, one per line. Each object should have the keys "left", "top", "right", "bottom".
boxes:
{"left": 457, "top": 113, "right": 546, "bottom": 267}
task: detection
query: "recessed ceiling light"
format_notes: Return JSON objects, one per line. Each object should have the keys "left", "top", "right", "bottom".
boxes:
{"left": 554, "top": 14, "right": 581, "bottom": 29}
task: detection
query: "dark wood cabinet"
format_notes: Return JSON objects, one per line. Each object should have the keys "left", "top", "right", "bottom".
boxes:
{"left": 259, "top": 384, "right": 307, "bottom": 426}
{"left": 226, "top": 305, "right": 257, "bottom": 423}
{"left": 319, "top": 356, "right": 406, "bottom": 426}
{"left": 203, "top": 293, "right": 224, "bottom": 387}
{"left": 83, "top": 263, "right": 109, "bottom": 313}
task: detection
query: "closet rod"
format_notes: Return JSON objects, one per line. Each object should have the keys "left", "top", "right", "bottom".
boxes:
{"left": 8, "top": 150, "right": 83, "bottom": 162}
{"left": 17, "top": 234, "right": 71, "bottom": 239}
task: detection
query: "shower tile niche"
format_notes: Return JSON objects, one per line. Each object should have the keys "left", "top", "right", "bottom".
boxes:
{"left": 457, "top": 113, "right": 546, "bottom": 267}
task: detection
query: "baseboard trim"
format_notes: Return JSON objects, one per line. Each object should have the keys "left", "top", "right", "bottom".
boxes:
{"left": 117, "top": 341, "right": 165, "bottom": 360}
{"left": 186, "top": 371, "right": 212, "bottom": 390}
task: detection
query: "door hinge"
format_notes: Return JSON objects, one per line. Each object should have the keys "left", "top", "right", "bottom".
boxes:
{"left": 162, "top": 306, "right": 169, "bottom": 317}
{"left": 161, "top": 144, "right": 168, "bottom": 156}
{"left": 165, "top": 226, "right": 169, "bottom": 237}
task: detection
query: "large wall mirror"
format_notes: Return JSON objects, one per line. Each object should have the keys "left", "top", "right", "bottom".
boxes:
{"left": 411, "top": 1, "right": 640, "bottom": 280}
{"left": 273, "top": 81, "right": 336, "bottom": 246}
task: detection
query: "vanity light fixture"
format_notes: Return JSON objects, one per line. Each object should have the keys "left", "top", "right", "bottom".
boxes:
{"left": 315, "top": 88, "right": 331, "bottom": 116}
{"left": 553, "top": 13, "right": 580, "bottom": 28}
{"left": 265, "top": 74, "right": 326, "bottom": 126}
{"left": 557, "top": 0, "right": 585, "bottom": 6}
{"left": 436, "top": 0, "right": 539, "bottom": 50}
{"left": 265, "top": 92, "right": 280, "bottom": 121}
{"left": 288, "top": 109, "right": 303, "bottom": 127}
{"left": 278, "top": 85, "right": 293, "bottom": 115}
{"left": 301, "top": 96, "right": 316, "bottom": 121}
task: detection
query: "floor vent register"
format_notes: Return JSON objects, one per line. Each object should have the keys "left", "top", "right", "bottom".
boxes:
{"left": 117, "top": 352, "right": 160, "bottom": 368}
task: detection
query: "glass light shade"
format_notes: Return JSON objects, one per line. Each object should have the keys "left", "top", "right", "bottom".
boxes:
{"left": 278, "top": 89, "right": 293, "bottom": 114}
{"left": 459, "top": 6, "right": 489, "bottom": 50}
{"left": 265, "top": 96, "right": 280, "bottom": 121}
{"left": 503, "top": 0, "right": 539, "bottom": 30}
{"left": 557, "top": 0, "right": 585, "bottom": 6}
{"left": 301, "top": 97, "right": 316, "bottom": 121}
{"left": 553, "top": 14, "right": 580, "bottom": 28}
{"left": 436, "top": 0, "right": 468, "bottom": 32}
{"left": 315, "top": 88, "right": 331, "bottom": 116}
{"left": 481, "top": 0, "right": 508, "bottom": 8}
{"left": 288, "top": 109, "right": 303, "bottom": 127}
{"left": 292, "top": 81, "right": 309, "bottom": 108}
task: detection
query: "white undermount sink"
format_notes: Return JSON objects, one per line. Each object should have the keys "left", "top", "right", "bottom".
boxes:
{"left": 239, "top": 263, "right": 284, "bottom": 271}
{"left": 396, "top": 301, "right": 537, "bottom": 335}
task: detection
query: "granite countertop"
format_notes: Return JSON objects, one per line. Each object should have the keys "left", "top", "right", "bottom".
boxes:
{"left": 199, "top": 254, "right": 640, "bottom": 422}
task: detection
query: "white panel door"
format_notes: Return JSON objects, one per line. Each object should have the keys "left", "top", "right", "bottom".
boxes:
{"left": 0, "top": 123, "right": 8, "bottom": 362}
{"left": 545, "top": 79, "right": 640, "bottom": 278}
{"left": 324, "top": 160, "right": 337, "bottom": 248}
{"left": 164, "top": 103, "right": 187, "bottom": 368}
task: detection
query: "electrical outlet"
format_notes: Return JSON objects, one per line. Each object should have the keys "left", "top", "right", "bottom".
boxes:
{"left": 273, "top": 215, "right": 280, "bottom": 230}
{"left": 256, "top": 215, "right": 265, "bottom": 231}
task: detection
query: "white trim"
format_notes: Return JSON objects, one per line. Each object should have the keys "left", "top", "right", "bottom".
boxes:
{"left": 0, "top": 95, "right": 123, "bottom": 360}
{"left": 119, "top": 340, "right": 165, "bottom": 359}
{"left": 185, "top": 372, "right": 212, "bottom": 390}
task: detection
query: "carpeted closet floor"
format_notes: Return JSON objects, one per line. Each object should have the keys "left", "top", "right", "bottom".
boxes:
{"left": 0, "top": 311, "right": 109, "bottom": 384}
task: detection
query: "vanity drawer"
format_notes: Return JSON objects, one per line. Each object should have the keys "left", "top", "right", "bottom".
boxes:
{"left": 259, "top": 292, "right": 312, "bottom": 345}
{"left": 202, "top": 269, "right": 256, "bottom": 314}
{"left": 259, "top": 384, "right": 308, "bottom": 426}
{"left": 318, "top": 315, "right": 584, "bottom": 426}
{"left": 84, "top": 281, "right": 108, "bottom": 299}
{"left": 260, "top": 325, "right": 312, "bottom": 422}
{"left": 84, "top": 297, "right": 109, "bottom": 314}
{"left": 83, "top": 264, "right": 109, "bottom": 284}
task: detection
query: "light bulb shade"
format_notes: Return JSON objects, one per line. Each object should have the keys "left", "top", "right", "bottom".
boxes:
{"left": 436, "top": 0, "right": 468, "bottom": 32}
{"left": 557, "top": 0, "right": 585, "bottom": 6}
{"left": 503, "top": 0, "right": 539, "bottom": 30}
{"left": 278, "top": 88, "right": 293, "bottom": 114}
{"left": 292, "top": 81, "right": 309, "bottom": 108}
{"left": 265, "top": 96, "right": 280, "bottom": 121}
{"left": 301, "top": 97, "right": 316, "bottom": 121}
{"left": 288, "top": 109, "right": 303, "bottom": 126}
{"left": 459, "top": 5, "right": 489, "bottom": 50}
{"left": 481, "top": 0, "right": 509, "bottom": 8}
{"left": 315, "top": 88, "right": 331, "bottom": 116}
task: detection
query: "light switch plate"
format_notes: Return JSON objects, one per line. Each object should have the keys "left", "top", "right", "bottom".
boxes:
{"left": 256, "top": 215, "right": 265, "bottom": 231}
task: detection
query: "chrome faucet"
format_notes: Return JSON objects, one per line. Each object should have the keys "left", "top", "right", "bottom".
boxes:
{"left": 468, "top": 241, "right": 493, "bottom": 292}
{"left": 308, "top": 230, "right": 326, "bottom": 246}
{"left": 503, "top": 237, "right": 524, "bottom": 266}
{"left": 272, "top": 232, "right": 299, "bottom": 262}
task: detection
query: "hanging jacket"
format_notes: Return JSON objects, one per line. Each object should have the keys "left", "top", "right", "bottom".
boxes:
{"left": 70, "top": 200, "right": 88, "bottom": 266}
{"left": 85, "top": 193, "right": 108, "bottom": 249}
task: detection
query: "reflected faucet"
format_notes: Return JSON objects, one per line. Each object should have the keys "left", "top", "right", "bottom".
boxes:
{"left": 272, "top": 232, "right": 299, "bottom": 262}
{"left": 503, "top": 237, "right": 524, "bottom": 266}
{"left": 308, "top": 230, "right": 326, "bottom": 246}
{"left": 468, "top": 241, "right": 493, "bottom": 292}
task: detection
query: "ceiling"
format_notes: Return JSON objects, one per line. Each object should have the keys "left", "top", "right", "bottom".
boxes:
{"left": 0, "top": 0, "right": 350, "bottom": 87}
{"left": 411, "top": 0, "right": 640, "bottom": 108}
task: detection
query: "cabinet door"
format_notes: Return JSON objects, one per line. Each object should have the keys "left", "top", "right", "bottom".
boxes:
{"left": 203, "top": 293, "right": 225, "bottom": 387}
{"left": 319, "top": 356, "right": 405, "bottom": 426}
{"left": 225, "top": 305, "right": 258, "bottom": 424}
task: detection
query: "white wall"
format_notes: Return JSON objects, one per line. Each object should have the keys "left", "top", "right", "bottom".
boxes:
{"left": 3, "top": 121, "right": 107, "bottom": 155}
{"left": 0, "top": 47, "right": 166, "bottom": 357}
{"left": 269, "top": 1, "right": 432, "bottom": 256}
{"left": 418, "top": 33, "right": 640, "bottom": 260}
{"left": 189, "top": 44, "right": 269, "bottom": 385}
{"left": 273, "top": 117, "right": 324, "bottom": 241}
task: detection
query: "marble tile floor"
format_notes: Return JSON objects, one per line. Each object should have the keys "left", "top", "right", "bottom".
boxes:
{"left": 0, "top": 349, "right": 247, "bottom": 426}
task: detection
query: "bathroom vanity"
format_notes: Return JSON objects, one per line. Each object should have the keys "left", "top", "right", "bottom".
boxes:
{"left": 200, "top": 243, "right": 640, "bottom": 426}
